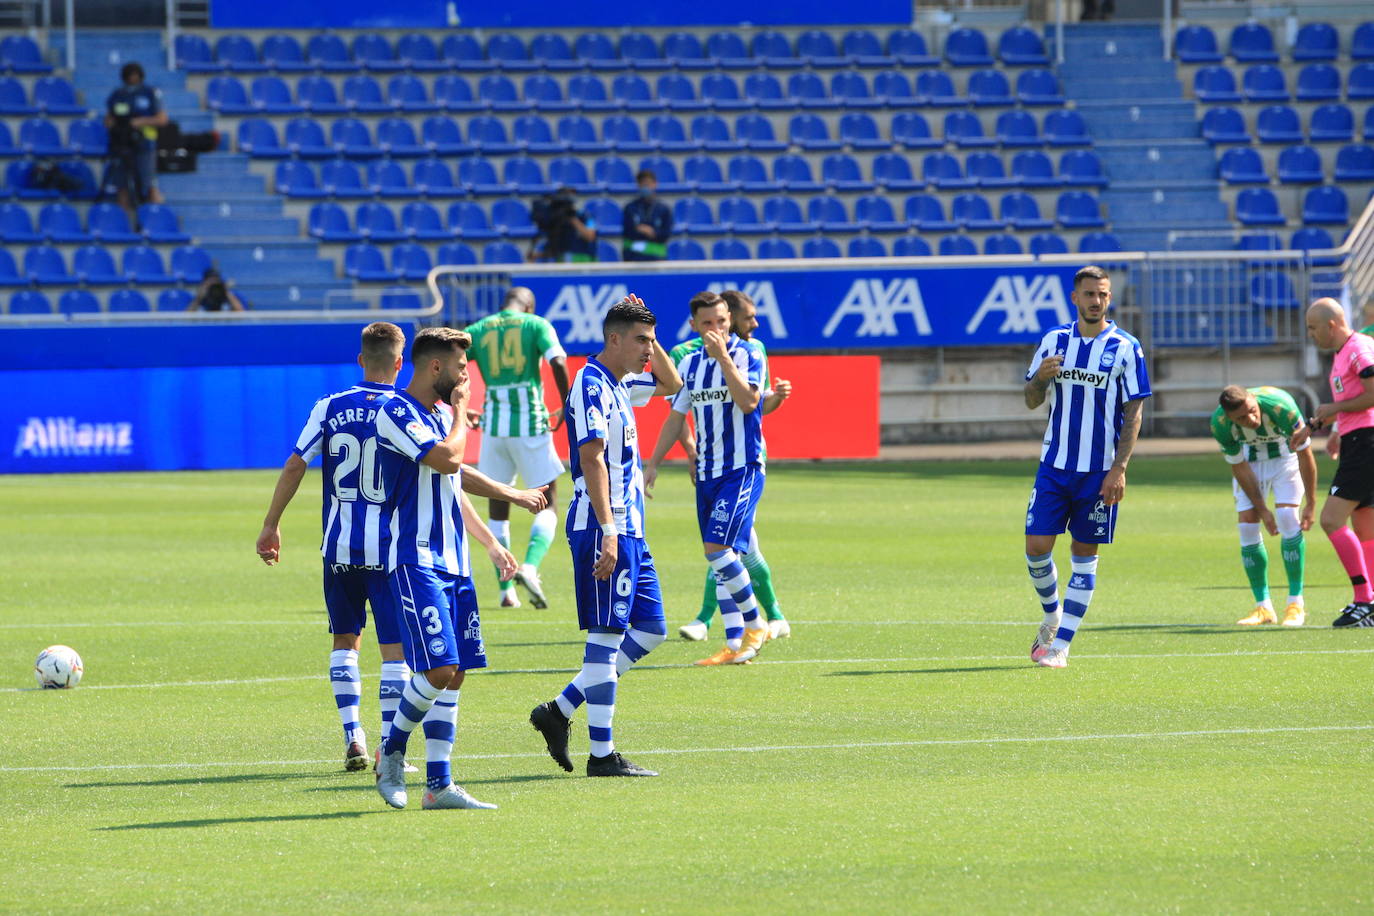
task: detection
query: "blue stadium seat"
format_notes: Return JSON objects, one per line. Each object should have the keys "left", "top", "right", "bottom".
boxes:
{"left": 387, "top": 75, "right": 436, "bottom": 113}
{"left": 743, "top": 73, "right": 788, "bottom": 110}
{"left": 1249, "top": 271, "right": 1298, "bottom": 309}
{"left": 712, "top": 238, "right": 751, "bottom": 260}
{"left": 821, "top": 153, "right": 873, "bottom": 191}
{"left": 952, "top": 192, "right": 1003, "bottom": 230}
{"left": 828, "top": 71, "right": 878, "bottom": 109}
{"left": 674, "top": 196, "right": 718, "bottom": 233}
{"left": 1335, "top": 143, "right": 1374, "bottom": 181}
{"left": 657, "top": 73, "right": 704, "bottom": 111}
{"left": 170, "top": 245, "right": 213, "bottom": 282}
{"left": 968, "top": 69, "right": 1013, "bottom": 106}
{"left": 946, "top": 27, "right": 993, "bottom": 66}
{"left": 1277, "top": 145, "right": 1323, "bottom": 183}
{"left": 892, "top": 235, "right": 932, "bottom": 257}
{"left": 8, "top": 289, "right": 51, "bottom": 312}
{"left": 1194, "top": 66, "right": 1241, "bottom": 103}
{"left": 718, "top": 195, "right": 767, "bottom": 233}
{"left": 797, "top": 29, "right": 845, "bottom": 68}
{"left": 968, "top": 152, "right": 1016, "bottom": 188}
{"left": 592, "top": 155, "right": 637, "bottom": 193}
{"left": 38, "top": 202, "right": 87, "bottom": 242}
{"left": 297, "top": 75, "right": 346, "bottom": 114}
{"left": 157, "top": 288, "right": 194, "bottom": 311}
{"left": 1060, "top": 149, "right": 1106, "bottom": 186}
{"left": 400, "top": 201, "right": 450, "bottom": 241}
{"left": 683, "top": 154, "right": 729, "bottom": 193}
{"left": 249, "top": 76, "right": 301, "bottom": 114}
{"left": 1292, "top": 22, "right": 1338, "bottom": 62}
{"left": 727, "top": 154, "right": 775, "bottom": 192}
{"left": 1238, "top": 231, "right": 1282, "bottom": 253}
{"left": 582, "top": 196, "right": 622, "bottom": 236}
{"left": 261, "top": 34, "right": 310, "bottom": 72}
{"left": 478, "top": 75, "right": 526, "bottom": 113}
{"left": 60, "top": 289, "right": 101, "bottom": 313}
{"left": 598, "top": 239, "right": 623, "bottom": 262}
{"left": 1202, "top": 106, "right": 1251, "bottom": 144}
{"left": 839, "top": 110, "right": 887, "bottom": 147}
{"left": 487, "top": 34, "right": 534, "bottom": 71}
{"left": 1016, "top": 69, "right": 1064, "bottom": 105}
{"left": 904, "top": 193, "right": 956, "bottom": 231}
{"left": 1235, "top": 187, "right": 1286, "bottom": 225}
{"left": 108, "top": 289, "right": 151, "bottom": 312}
{"left": 1056, "top": 191, "right": 1105, "bottom": 228}
{"left": 322, "top": 160, "right": 368, "bottom": 198}
{"left": 33, "top": 77, "right": 85, "bottom": 115}
{"left": 789, "top": 113, "right": 841, "bottom": 151}
{"left": 946, "top": 110, "right": 994, "bottom": 148}
{"left": 331, "top": 118, "right": 379, "bottom": 158}
{"left": 1303, "top": 185, "right": 1348, "bottom": 224}
{"left": 873, "top": 152, "right": 923, "bottom": 191}
{"left": 20, "top": 118, "right": 69, "bottom": 156}
{"left": 917, "top": 70, "right": 964, "bottom": 106}
{"left": 664, "top": 32, "right": 710, "bottom": 70}
{"left": 667, "top": 238, "right": 706, "bottom": 260}
{"left": 342, "top": 75, "right": 389, "bottom": 113}
{"left": 848, "top": 236, "right": 886, "bottom": 258}
{"left": 468, "top": 116, "right": 516, "bottom": 154}
{"left": 762, "top": 195, "right": 815, "bottom": 233}
{"left": 808, "top": 195, "right": 858, "bottom": 232}
{"left": 309, "top": 201, "right": 361, "bottom": 242}
{"left": 1296, "top": 63, "right": 1341, "bottom": 102}
{"left": 734, "top": 113, "right": 785, "bottom": 152}
{"left": 1350, "top": 63, "right": 1374, "bottom": 100}
{"left": 892, "top": 112, "right": 939, "bottom": 149}
{"left": 530, "top": 33, "right": 577, "bottom": 71}
{"left": 567, "top": 75, "right": 614, "bottom": 112}
{"left": 1042, "top": 109, "right": 1089, "bottom": 146}
{"left": 0, "top": 120, "right": 14, "bottom": 155}
{"left": 999, "top": 26, "right": 1049, "bottom": 66}
{"left": 1366, "top": 107, "right": 1374, "bottom": 141}
{"left": 446, "top": 201, "right": 496, "bottom": 239}
{"left": 434, "top": 76, "right": 480, "bottom": 113}
{"left": 1176, "top": 25, "right": 1223, "bottom": 63}
{"left": 523, "top": 74, "right": 570, "bottom": 112}
{"left": 1080, "top": 231, "right": 1123, "bottom": 253}
{"left": 842, "top": 29, "right": 890, "bottom": 67}
{"left": 0, "top": 248, "right": 25, "bottom": 287}
{"left": 551, "top": 114, "right": 598, "bottom": 153}
{"left": 1030, "top": 232, "right": 1069, "bottom": 255}
{"left": 615, "top": 32, "right": 660, "bottom": 70}
{"left": 888, "top": 29, "right": 938, "bottom": 67}
{"left": 1242, "top": 64, "right": 1289, "bottom": 102}
{"left": 939, "top": 234, "right": 978, "bottom": 256}
{"left": 996, "top": 110, "right": 1042, "bottom": 147}
{"left": 787, "top": 72, "right": 829, "bottom": 109}
{"left": 773, "top": 154, "right": 822, "bottom": 191}
{"left": 1310, "top": 104, "right": 1354, "bottom": 143}
{"left": 984, "top": 233, "right": 1023, "bottom": 255}
{"left": 216, "top": 35, "right": 265, "bottom": 72}
{"left": 707, "top": 31, "right": 752, "bottom": 68}
{"left": 1230, "top": 23, "right": 1278, "bottom": 63}
{"left": 415, "top": 159, "right": 460, "bottom": 198}
{"left": 647, "top": 114, "right": 691, "bottom": 152}
{"left": 420, "top": 117, "right": 469, "bottom": 157}
{"left": 612, "top": 74, "right": 655, "bottom": 111}
{"left": 376, "top": 118, "right": 425, "bottom": 158}
{"left": 237, "top": 118, "right": 283, "bottom": 157}
{"left": 751, "top": 31, "right": 799, "bottom": 67}
{"left": 803, "top": 237, "right": 842, "bottom": 258}
{"left": 0, "top": 202, "right": 39, "bottom": 241}
{"left": 638, "top": 155, "right": 686, "bottom": 192}
{"left": 1001, "top": 191, "right": 1053, "bottom": 229}
{"left": 923, "top": 151, "right": 975, "bottom": 189}
{"left": 548, "top": 155, "right": 594, "bottom": 193}
{"left": 368, "top": 160, "right": 417, "bottom": 199}
{"left": 121, "top": 244, "right": 172, "bottom": 283}
{"left": 205, "top": 75, "right": 250, "bottom": 114}
{"left": 1356, "top": 23, "right": 1374, "bottom": 61}
{"left": 873, "top": 70, "right": 917, "bottom": 105}
{"left": 701, "top": 73, "right": 747, "bottom": 112}
{"left": 175, "top": 34, "right": 218, "bottom": 72}
{"left": 1218, "top": 146, "right": 1267, "bottom": 183}
{"left": 72, "top": 246, "right": 121, "bottom": 284}
{"left": 692, "top": 114, "right": 740, "bottom": 151}
{"left": 757, "top": 237, "right": 796, "bottom": 259}
{"left": 345, "top": 243, "right": 398, "bottom": 281}
{"left": 493, "top": 155, "right": 542, "bottom": 195}
{"left": 392, "top": 243, "right": 433, "bottom": 281}
{"left": 435, "top": 243, "right": 478, "bottom": 267}
{"left": 854, "top": 195, "right": 906, "bottom": 232}
{"left": 88, "top": 202, "right": 140, "bottom": 242}
{"left": 439, "top": 35, "right": 485, "bottom": 71}
{"left": 603, "top": 115, "right": 650, "bottom": 153}
{"left": 380, "top": 288, "right": 424, "bottom": 310}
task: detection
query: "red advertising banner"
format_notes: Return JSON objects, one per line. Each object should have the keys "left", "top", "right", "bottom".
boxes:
{"left": 462, "top": 354, "right": 879, "bottom": 462}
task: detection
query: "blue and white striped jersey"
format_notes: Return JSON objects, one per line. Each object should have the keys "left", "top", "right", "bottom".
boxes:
{"left": 670, "top": 335, "right": 766, "bottom": 480}
{"left": 1026, "top": 321, "right": 1152, "bottom": 472}
{"left": 373, "top": 391, "right": 470, "bottom": 576}
{"left": 292, "top": 381, "right": 394, "bottom": 566}
{"left": 566, "top": 357, "right": 657, "bottom": 539}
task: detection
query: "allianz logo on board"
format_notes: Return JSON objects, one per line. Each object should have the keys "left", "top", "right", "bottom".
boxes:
{"left": 13, "top": 417, "right": 134, "bottom": 458}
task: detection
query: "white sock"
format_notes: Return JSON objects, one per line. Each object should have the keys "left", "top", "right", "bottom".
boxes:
{"left": 329, "top": 649, "right": 362, "bottom": 745}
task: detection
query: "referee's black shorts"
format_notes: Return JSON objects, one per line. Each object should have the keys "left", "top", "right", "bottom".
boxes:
{"left": 1332, "top": 427, "right": 1374, "bottom": 504}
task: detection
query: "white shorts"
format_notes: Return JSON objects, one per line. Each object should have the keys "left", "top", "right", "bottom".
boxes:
{"left": 1232, "top": 455, "right": 1303, "bottom": 512}
{"left": 477, "top": 433, "right": 564, "bottom": 488}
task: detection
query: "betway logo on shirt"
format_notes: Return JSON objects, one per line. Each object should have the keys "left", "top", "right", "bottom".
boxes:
{"left": 690, "top": 387, "right": 731, "bottom": 405}
{"left": 13, "top": 417, "right": 134, "bottom": 457}
{"left": 1057, "top": 367, "right": 1110, "bottom": 388}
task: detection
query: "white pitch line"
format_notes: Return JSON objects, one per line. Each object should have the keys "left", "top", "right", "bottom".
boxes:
{"left": 3, "top": 724, "right": 1370, "bottom": 774}
{"left": 0, "top": 619, "right": 1339, "bottom": 630}
{"left": 5, "top": 647, "right": 1373, "bottom": 694}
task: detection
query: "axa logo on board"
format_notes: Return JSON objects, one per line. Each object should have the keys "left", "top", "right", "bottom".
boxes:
{"left": 13, "top": 417, "right": 134, "bottom": 458}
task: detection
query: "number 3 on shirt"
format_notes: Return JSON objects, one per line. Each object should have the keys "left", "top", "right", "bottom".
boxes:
{"left": 421, "top": 606, "right": 443, "bottom": 635}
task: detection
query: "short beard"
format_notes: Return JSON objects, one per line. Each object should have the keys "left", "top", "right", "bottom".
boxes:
{"left": 433, "top": 376, "right": 456, "bottom": 403}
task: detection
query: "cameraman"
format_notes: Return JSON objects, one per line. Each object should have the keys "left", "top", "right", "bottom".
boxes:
{"left": 621, "top": 169, "right": 672, "bottom": 261}
{"left": 188, "top": 267, "right": 245, "bottom": 312}
{"left": 530, "top": 187, "right": 597, "bottom": 263}
{"left": 104, "top": 61, "right": 167, "bottom": 217}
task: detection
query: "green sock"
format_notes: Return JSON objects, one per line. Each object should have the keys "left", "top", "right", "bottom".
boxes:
{"left": 694, "top": 567, "right": 717, "bottom": 626}
{"left": 1280, "top": 534, "right": 1304, "bottom": 598}
{"left": 1240, "top": 541, "right": 1269, "bottom": 603}
{"left": 493, "top": 531, "right": 514, "bottom": 591}
{"left": 743, "top": 552, "right": 783, "bottom": 621}
{"left": 523, "top": 529, "right": 552, "bottom": 568}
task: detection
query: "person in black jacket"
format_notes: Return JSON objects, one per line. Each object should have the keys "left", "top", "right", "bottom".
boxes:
{"left": 622, "top": 170, "right": 673, "bottom": 261}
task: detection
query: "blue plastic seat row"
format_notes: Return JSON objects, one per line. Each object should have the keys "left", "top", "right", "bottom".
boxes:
{"left": 1218, "top": 143, "right": 1374, "bottom": 183}
{"left": 177, "top": 27, "right": 1047, "bottom": 74}
{"left": 1235, "top": 184, "right": 1352, "bottom": 226}
{"left": 0, "top": 36, "right": 53, "bottom": 74}
{"left": 0, "top": 243, "right": 212, "bottom": 286}
{"left": 0, "top": 201, "right": 189, "bottom": 243}
{"left": 5, "top": 288, "right": 198, "bottom": 314}
{"left": 1194, "top": 63, "right": 1374, "bottom": 103}
{"left": 0, "top": 118, "right": 111, "bottom": 157}
{"left": 1201, "top": 104, "right": 1374, "bottom": 144}
{"left": 0, "top": 76, "right": 88, "bottom": 116}
{"left": 1177, "top": 21, "right": 1374, "bottom": 64}
{"left": 1, "top": 160, "right": 98, "bottom": 199}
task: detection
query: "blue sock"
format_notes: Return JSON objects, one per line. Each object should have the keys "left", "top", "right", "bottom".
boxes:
{"left": 383, "top": 673, "right": 442, "bottom": 755}
{"left": 709, "top": 549, "right": 762, "bottom": 649}
{"left": 378, "top": 660, "right": 409, "bottom": 744}
{"left": 1053, "top": 556, "right": 1098, "bottom": 652}
{"left": 616, "top": 621, "right": 666, "bottom": 676}
{"left": 556, "top": 631, "right": 619, "bottom": 755}
{"left": 1026, "top": 552, "right": 1060, "bottom": 622}
{"left": 329, "top": 649, "right": 362, "bottom": 745}
{"left": 422, "top": 688, "right": 459, "bottom": 790}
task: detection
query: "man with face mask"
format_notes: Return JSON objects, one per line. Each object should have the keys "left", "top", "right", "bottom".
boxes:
{"left": 622, "top": 170, "right": 673, "bottom": 262}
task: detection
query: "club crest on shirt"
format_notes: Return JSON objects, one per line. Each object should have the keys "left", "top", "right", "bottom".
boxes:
{"left": 392, "top": 405, "right": 408, "bottom": 417}
{"left": 1333, "top": 375, "right": 1344, "bottom": 393}
{"left": 1099, "top": 350, "right": 1116, "bottom": 369}
{"left": 428, "top": 637, "right": 447, "bottom": 655}
{"left": 406, "top": 420, "right": 435, "bottom": 443}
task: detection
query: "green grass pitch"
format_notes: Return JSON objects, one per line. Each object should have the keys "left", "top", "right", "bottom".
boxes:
{"left": 1, "top": 457, "right": 1371, "bottom": 913}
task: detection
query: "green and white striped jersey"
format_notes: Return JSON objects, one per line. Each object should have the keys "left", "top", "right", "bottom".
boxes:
{"left": 463, "top": 308, "right": 566, "bottom": 437}
{"left": 1209, "top": 386, "right": 1306, "bottom": 464}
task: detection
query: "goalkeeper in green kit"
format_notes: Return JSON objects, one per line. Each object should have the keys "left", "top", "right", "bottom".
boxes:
{"left": 1210, "top": 385, "right": 1317, "bottom": 626}
{"left": 671, "top": 289, "right": 793, "bottom": 640}
{"left": 464, "top": 287, "right": 570, "bottom": 608}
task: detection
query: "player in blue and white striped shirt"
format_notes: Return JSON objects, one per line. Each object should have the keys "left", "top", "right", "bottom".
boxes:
{"left": 646, "top": 291, "right": 771, "bottom": 666}
{"left": 371, "top": 327, "right": 547, "bottom": 811}
{"left": 1023, "top": 266, "right": 1151, "bottom": 669}
{"left": 256, "top": 322, "right": 410, "bottom": 773}
{"left": 529, "top": 296, "right": 682, "bottom": 778}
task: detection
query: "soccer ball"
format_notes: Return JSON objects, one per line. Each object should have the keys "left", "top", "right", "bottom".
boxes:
{"left": 34, "top": 645, "right": 83, "bottom": 689}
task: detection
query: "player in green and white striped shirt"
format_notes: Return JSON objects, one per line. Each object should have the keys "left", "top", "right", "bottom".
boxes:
{"left": 464, "top": 287, "right": 570, "bottom": 608}
{"left": 1210, "top": 385, "right": 1317, "bottom": 626}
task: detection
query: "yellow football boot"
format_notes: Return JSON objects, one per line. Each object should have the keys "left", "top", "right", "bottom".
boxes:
{"left": 1237, "top": 604, "right": 1277, "bottom": 625}
{"left": 1281, "top": 603, "right": 1306, "bottom": 627}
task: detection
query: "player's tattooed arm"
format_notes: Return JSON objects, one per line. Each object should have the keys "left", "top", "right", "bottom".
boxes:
{"left": 1024, "top": 354, "right": 1063, "bottom": 409}
{"left": 1100, "top": 398, "right": 1144, "bottom": 505}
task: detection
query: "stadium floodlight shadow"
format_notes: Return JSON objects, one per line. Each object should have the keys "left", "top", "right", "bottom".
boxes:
{"left": 99, "top": 811, "right": 388, "bottom": 831}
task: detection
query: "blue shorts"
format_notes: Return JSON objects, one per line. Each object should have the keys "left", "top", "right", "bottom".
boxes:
{"left": 695, "top": 465, "right": 765, "bottom": 553}
{"left": 390, "top": 565, "right": 488, "bottom": 672}
{"left": 1025, "top": 463, "right": 1118, "bottom": 544}
{"left": 322, "top": 562, "right": 401, "bottom": 644}
{"left": 568, "top": 531, "right": 665, "bottom": 632}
